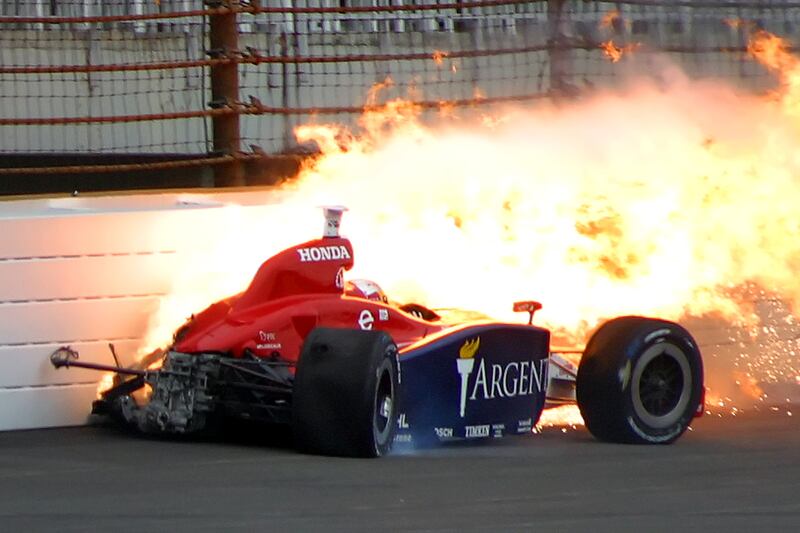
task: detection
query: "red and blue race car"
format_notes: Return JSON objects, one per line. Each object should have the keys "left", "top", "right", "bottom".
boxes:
{"left": 51, "top": 207, "right": 704, "bottom": 457}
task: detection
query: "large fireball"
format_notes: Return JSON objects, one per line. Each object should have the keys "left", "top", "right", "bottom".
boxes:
{"left": 139, "top": 31, "right": 800, "bottom": 413}
{"left": 292, "top": 72, "right": 800, "bottom": 335}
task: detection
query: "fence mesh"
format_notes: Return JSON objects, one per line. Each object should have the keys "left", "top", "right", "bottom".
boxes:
{"left": 237, "top": 1, "right": 554, "bottom": 152}
{"left": 0, "top": 1, "right": 798, "bottom": 169}
{"left": 563, "top": 1, "right": 800, "bottom": 93}
{"left": 0, "top": 0, "right": 210, "bottom": 154}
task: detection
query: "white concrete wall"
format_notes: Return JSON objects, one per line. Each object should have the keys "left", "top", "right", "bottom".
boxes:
{"left": 0, "top": 190, "right": 285, "bottom": 430}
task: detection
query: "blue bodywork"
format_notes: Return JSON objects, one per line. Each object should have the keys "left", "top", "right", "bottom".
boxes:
{"left": 395, "top": 323, "right": 550, "bottom": 446}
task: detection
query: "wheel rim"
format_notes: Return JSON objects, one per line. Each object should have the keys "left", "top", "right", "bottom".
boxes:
{"left": 631, "top": 343, "right": 692, "bottom": 428}
{"left": 373, "top": 362, "right": 394, "bottom": 447}
{"left": 640, "top": 354, "right": 683, "bottom": 416}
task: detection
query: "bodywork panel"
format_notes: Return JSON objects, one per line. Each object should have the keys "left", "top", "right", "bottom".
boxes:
{"left": 396, "top": 323, "right": 550, "bottom": 445}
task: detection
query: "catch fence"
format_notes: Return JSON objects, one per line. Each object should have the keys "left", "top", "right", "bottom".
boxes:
{"left": 0, "top": 0, "right": 796, "bottom": 191}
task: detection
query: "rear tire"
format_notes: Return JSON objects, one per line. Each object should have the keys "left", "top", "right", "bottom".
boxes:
{"left": 576, "top": 316, "right": 703, "bottom": 444}
{"left": 293, "top": 327, "right": 399, "bottom": 457}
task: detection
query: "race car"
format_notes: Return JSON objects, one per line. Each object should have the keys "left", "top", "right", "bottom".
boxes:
{"left": 51, "top": 207, "right": 704, "bottom": 457}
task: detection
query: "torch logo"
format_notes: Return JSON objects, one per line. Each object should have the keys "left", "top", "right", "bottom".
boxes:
{"left": 457, "top": 337, "right": 480, "bottom": 418}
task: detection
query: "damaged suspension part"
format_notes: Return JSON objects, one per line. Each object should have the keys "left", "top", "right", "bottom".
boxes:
{"left": 120, "top": 352, "right": 220, "bottom": 434}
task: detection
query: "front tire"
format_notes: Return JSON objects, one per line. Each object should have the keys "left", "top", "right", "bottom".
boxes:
{"left": 293, "top": 327, "right": 399, "bottom": 457}
{"left": 576, "top": 316, "right": 703, "bottom": 444}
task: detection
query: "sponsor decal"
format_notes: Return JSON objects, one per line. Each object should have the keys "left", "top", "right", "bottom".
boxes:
{"left": 395, "top": 348, "right": 402, "bottom": 384}
{"left": 397, "top": 413, "right": 409, "bottom": 429}
{"left": 296, "top": 245, "right": 351, "bottom": 262}
{"left": 644, "top": 328, "right": 671, "bottom": 343}
{"left": 358, "top": 310, "right": 374, "bottom": 330}
{"left": 434, "top": 427, "right": 454, "bottom": 439}
{"left": 256, "top": 331, "right": 282, "bottom": 350}
{"left": 257, "top": 343, "right": 282, "bottom": 350}
{"left": 627, "top": 416, "right": 683, "bottom": 443}
{"left": 465, "top": 424, "right": 490, "bottom": 438}
{"left": 335, "top": 267, "right": 344, "bottom": 289}
{"left": 456, "top": 338, "right": 480, "bottom": 417}
{"left": 393, "top": 434, "right": 413, "bottom": 443}
{"left": 456, "top": 337, "right": 548, "bottom": 418}
{"left": 619, "top": 360, "right": 631, "bottom": 390}
{"left": 379, "top": 309, "right": 389, "bottom": 321}
{"left": 492, "top": 423, "right": 505, "bottom": 438}
{"left": 517, "top": 418, "right": 533, "bottom": 432}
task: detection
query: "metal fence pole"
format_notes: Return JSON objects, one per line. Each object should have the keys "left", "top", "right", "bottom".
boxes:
{"left": 547, "top": 0, "right": 573, "bottom": 98}
{"left": 208, "top": 0, "right": 243, "bottom": 187}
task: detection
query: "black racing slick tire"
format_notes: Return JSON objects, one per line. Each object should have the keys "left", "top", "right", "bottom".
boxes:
{"left": 576, "top": 316, "right": 704, "bottom": 444}
{"left": 292, "top": 327, "right": 400, "bottom": 458}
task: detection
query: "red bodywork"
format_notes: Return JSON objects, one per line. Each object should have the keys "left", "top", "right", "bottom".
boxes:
{"left": 173, "top": 236, "right": 445, "bottom": 363}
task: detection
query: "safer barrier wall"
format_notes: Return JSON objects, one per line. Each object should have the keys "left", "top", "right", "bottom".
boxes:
{"left": 0, "top": 190, "right": 284, "bottom": 430}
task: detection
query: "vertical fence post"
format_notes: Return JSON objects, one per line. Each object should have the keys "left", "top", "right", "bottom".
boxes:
{"left": 547, "top": 0, "right": 572, "bottom": 98}
{"left": 208, "top": 0, "right": 244, "bottom": 187}
{"left": 280, "top": 32, "right": 292, "bottom": 153}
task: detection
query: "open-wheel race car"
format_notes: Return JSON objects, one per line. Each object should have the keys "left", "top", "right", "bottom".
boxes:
{"left": 51, "top": 207, "right": 704, "bottom": 457}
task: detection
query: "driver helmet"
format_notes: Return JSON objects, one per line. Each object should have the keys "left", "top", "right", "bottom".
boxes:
{"left": 345, "top": 279, "right": 389, "bottom": 303}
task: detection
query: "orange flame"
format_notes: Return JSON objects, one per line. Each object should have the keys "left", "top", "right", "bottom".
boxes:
{"left": 724, "top": 18, "right": 745, "bottom": 30}
{"left": 432, "top": 50, "right": 449, "bottom": 66}
{"left": 600, "top": 41, "right": 622, "bottom": 62}
{"left": 600, "top": 10, "right": 621, "bottom": 30}
{"left": 748, "top": 31, "right": 800, "bottom": 118}
{"left": 536, "top": 404, "right": 585, "bottom": 430}
{"left": 97, "top": 372, "right": 115, "bottom": 398}
{"left": 134, "top": 31, "right": 800, "bottom": 409}
{"left": 364, "top": 76, "right": 396, "bottom": 107}
{"left": 747, "top": 31, "right": 793, "bottom": 70}
{"left": 600, "top": 40, "right": 640, "bottom": 63}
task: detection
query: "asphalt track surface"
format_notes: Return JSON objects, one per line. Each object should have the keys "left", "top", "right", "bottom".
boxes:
{"left": 0, "top": 409, "right": 797, "bottom": 532}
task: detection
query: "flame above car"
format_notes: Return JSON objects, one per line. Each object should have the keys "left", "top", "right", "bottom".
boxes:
{"left": 133, "top": 31, "right": 800, "bottom": 413}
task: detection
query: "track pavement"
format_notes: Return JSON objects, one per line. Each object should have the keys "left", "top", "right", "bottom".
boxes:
{"left": 0, "top": 408, "right": 797, "bottom": 532}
